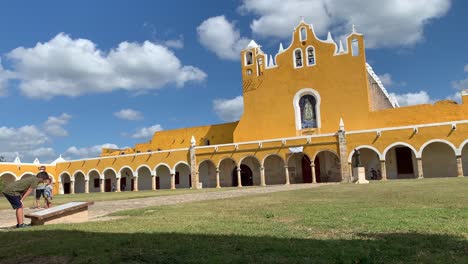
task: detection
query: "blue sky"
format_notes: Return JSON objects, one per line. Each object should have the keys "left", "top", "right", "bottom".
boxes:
{"left": 0, "top": 0, "right": 466, "bottom": 163}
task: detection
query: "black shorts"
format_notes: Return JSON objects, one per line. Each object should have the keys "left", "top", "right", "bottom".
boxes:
{"left": 3, "top": 193, "right": 22, "bottom": 209}
{"left": 35, "top": 189, "right": 45, "bottom": 199}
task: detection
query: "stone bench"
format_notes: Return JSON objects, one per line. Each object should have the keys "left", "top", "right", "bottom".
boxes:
{"left": 25, "top": 201, "right": 94, "bottom": 226}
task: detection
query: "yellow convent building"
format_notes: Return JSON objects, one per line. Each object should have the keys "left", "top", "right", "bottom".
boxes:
{"left": 1, "top": 21, "right": 467, "bottom": 195}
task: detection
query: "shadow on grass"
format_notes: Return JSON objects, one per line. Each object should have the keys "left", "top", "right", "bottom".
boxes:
{"left": 0, "top": 230, "right": 466, "bottom": 264}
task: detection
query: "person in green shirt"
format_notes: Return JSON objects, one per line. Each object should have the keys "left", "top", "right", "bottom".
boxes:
{"left": 2, "top": 173, "right": 49, "bottom": 228}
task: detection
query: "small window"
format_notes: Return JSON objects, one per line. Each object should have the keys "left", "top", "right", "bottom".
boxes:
{"left": 147, "top": 150, "right": 152, "bottom": 152}
{"left": 175, "top": 172, "right": 180, "bottom": 185}
{"left": 245, "top": 51, "right": 253, "bottom": 65}
{"left": 257, "top": 58, "right": 263, "bottom": 76}
{"left": 94, "top": 179, "right": 100, "bottom": 188}
{"left": 136, "top": 151, "right": 141, "bottom": 153}
{"left": 307, "top": 47, "right": 315, "bottom": 66}
{"left": 246, "top": 69, "right": 252, "bottom": 75}
{"left": 351, "top": 39, "right": 359, "bottom": 56}
{"left": 300, "top": 27, "right": 307, "bottom": 41}
{"left": 294, "top": 49, "right": 303, "bottom": 68}
{"left": 204, "top": 139, "right": 210, "bottom": 145}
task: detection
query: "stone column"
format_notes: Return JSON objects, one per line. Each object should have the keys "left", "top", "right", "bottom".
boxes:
{"left": 133, "top": 177, "right": 139, "bottom": 191}
{"left": 284, "top": 166, "right": 290, "bottom": 185}
{"left": 70, "top": 180, "right": 75, "bottom": 194}
{"left": 58, "top": 181, "right": 63, "bottom": 194}
{"left": 215, "top": 169, "right": 221, "bottom": 188}
{"left": 151, "top": 175, "right": 156, "bottom": 190}
{"left": 311, "top": 163, "right": 317, "bottom": 183}
{"left": 417, "top": 158, "right": 424, "bottom": 179}
{"left": 337, "top": 130, "right": 351, "bottom": 182}
{"left": 116, "top": 177, "right": 121, "bottom": 192}
{"left": 348, "top": 163, "right": 353, "bottom": 181}
{"left": 190, "top": 146, "right": 199, "bottom": 189}
{"left": 260, "top": 167, "right": 266, "bottom": 186}
{"left": 237, "top": 168, "right": 242, "bottom": 187}
{"left": 99, "top": 179, "right": 104, "bottom": 192}
{"left": 170, "top": 173, "right": 176, "bottom": 189}
{"left": 85, "top": 180, "right": 89, "bottom": 194}
{"left": 380, "top": 160, "right": 387, "bottom": 181}
{"left": 456, "top": 156, "right": 464, "bottom": 177}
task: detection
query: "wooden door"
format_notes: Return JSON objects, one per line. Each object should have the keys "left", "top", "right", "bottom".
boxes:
{"left": 105, "top": 179, "right": 111, "bottom": 192}
{"left": 301, "top": 155, "right": 312, "bottom": 183}
{"left": 121, "top": 177, "right": 127, "bottom": 191}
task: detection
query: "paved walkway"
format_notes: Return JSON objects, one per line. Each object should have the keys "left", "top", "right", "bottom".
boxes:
{"left": 0, "top": 184, "right": 322, "bottom": 228}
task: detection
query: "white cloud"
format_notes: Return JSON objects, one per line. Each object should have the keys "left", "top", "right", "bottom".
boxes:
{"left": 0, "top": 125, "right": 52, "bottom": 162}
{"left": 64, "top": 143, "right": 120, "bottom": 160}
{"left": 7, "top": 33, "right": 206, "bottom": 99}
{"left": 213, "top": 96, "right": 244, "bottom": 121}
{"left": 390, "top": 91, "right": 433, "bottom": 106}
{"left": 378, "top": 73, "right": 393, "bottom": 87}
{"left": 464, "top": 64, "right": 468, "bottom": 72}
{"left": 452, "top": 78, "right": 468, "bottom": 91}
{"left": 130, "top": 125, "right": 163, "bottom": 139}
{"left": 239, "top": 0, "right": 451, "bottom": 48}
{"left": 197, "top": 16, "right": 250, "bottom": 60}
{"left": 0, "top": 58, "right": 14, "bottom": 96}
{"left": 114, "top": 109, "right": 143, "bottom": 121}
{"left": 446, "top": 92, "right": 461, "bottom": 103}
{"left": 44, "top": 113, "right": 72, "bottom": 136}
{"left": 164, "top": 36, "right": 184, "bottom": 49}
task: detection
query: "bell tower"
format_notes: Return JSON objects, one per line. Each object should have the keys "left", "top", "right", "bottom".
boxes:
{"left": 240, "top": 40, "right": 266, "bottom": 94}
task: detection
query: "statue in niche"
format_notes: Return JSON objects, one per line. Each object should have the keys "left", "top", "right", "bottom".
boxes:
{"left": 300, "top": 95, "right": 317, "bottom": 129}
{"left": 303, "top": 98, "right": 314, "bottom": 121}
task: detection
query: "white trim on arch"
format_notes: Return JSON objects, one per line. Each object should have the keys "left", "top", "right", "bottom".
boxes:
{"left": 118, "top": 166, "right": 134, "bottom": 175}
{"left": 173, "top": 161, "right": 190, "bottom": 172}
{"left": 305, "top": 45, "right": 316, "bottom": 66}
{"left": 198, "top": 159, "right": 217, "bottom": 170}
{"left": 312, "top": 149, "right": 340, "bottom": 161}
{"left": 239, "top": 155, "right": 262, "bottom": 167}
{"left": 136, "top": 164, "right": 152, "bottom": 174}
{"left": 261, "top": 154, "right": 285, "bottom": 168}
{"left": 87, "top": 169, "right": 100, "bottom": 181}
{"left": 154, "top": 163, "right": 172, "bottom": 174}
{"left": 348, "top": 145, "right": 384, "bottom": 163}
{"left": 58, "top": 171, "right": 72, "bottom": 183}
{"left": 383, "top": 142, "right": 419, "bottom": 159}
{"left": 102, "top": 167, "right": 118, "bottom": 180}
{"left": 459, "top": 139, "right": 468, "bottom": 155}
{"left": 418, "top": 139, "right": 459, "bottom": 157}
{"left": 72, "top": 170, "right": 86, "bottom": 181}
{"left": 217, "top": 157, "right": 237, "bottom": 169}
{"left": 293, "top": 88, "right": 322, "bottom": 131}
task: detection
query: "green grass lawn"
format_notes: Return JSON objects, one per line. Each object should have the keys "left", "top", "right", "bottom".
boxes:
{"left": 0, "top": 178, "right": 467, "bottom": 263}
{"left": 0, "top": 187, "right": 235, "bottom": 210}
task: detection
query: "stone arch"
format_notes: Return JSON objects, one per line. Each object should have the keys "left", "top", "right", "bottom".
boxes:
{"left": 461, "top": 140, "right": 468, "bottom": 176}
{"left": 118, "top": 166, "right": 133, "bottom": 176}
{"left": 313, "top": 150, "right": 341, "bottom": 182}
{"left": 419, "top": 139, "right": 459, "bottom": 157}
{"left": 0, "top": 172, "right": 17, "bottom": 187}
{"left": 384, "top": 142, "right": 419, "bottom": 179}
{"left": 293, "top": 88, "right": 322, "bottom": 130}
{"left": 218, "top": 158, "right": 237, "bottom": 187}
{"left": 174, "top": 162, "right": 191, "bottom": 189}
{"left": 119, "top": 167, "right": 134, "bottom": 191}
{"left": 103, "top": 168, "right": 117, "bottom": 192}
{"left": 59, "top": 172, "right": 72, "bottom": 194}
{"left": 156, "top": 163, "right": 172, "bottom": 189}
{"left": 137, "top": 165, "right": 153, "bottom": 191}
{"left": 263, "top": 154, "right": 286, "bottom": 185}
{"left": 349, "top": 146, "right": 382, "bottom": 180}
{"left": 198, "top": 159, "right": 217, "bottom": 188}
{"left": 73, "top": 171, "right": 86, "bottom": 193}
{"left": 238, "top": 156, "right": 261, "bottom": 186}
{"left": 88, "top": 170, "right": 101, "bottom": 193}
{"left": 421, "top": 141, "right": 458, "bottom": 178}
{"left": 287, "top": 152, "right": 313, "bottom": 184}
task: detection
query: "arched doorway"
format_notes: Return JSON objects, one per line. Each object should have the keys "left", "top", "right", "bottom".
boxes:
{"left": 232, "top": 164, "right": 253, "bottom": 187}
{"left": 137, "top": 166, "right": 153, "bottom": 191}
{"left": 219, "top": 158, "right": 237, "bottom": 187}
{"left": 174, "top": 163, "right": 191, "bottom": 189}
{"left": 74, "top": 172, "right": 86, "bottom": 193}
{"left": 60, "top": 173, "right": 71, "bottom": 194}
{"left": 422, "top": 142, "right": 458, "bottom": 178}
{"left": 287, "top": 153, "right": 313, "bottom": 184}
{"left": 88, "top": 170, "right": 101, "bottom": 193}
{"left": 314, "top": 151, "right": 341, "bottom": 182}
{"left": 120, "top": 167, "right": 134, "bottom": 191}
{"left": 103, "top": 169, "right": 117, "bottom": 192}
{"left": 156, "top": 165, "right": 171, "bottom": 189}
{"left": 198, "top": 160, "right": 217, "bottom": 188}
{"left": 239, "top": 156, "right": 261, "bottom": 186}
{"left": 350, "top": 147, "right": 381, "bottom": 180}
{"left": 264, "top": 155, "right": 285, "bottom": 185}
{"left": 384, "top": 144, "right": 418, "bottom": 179}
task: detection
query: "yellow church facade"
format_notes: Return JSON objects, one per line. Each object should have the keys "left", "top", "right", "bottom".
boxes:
{"left": 1, "top": 21, "right": 467, "bottom": 195}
